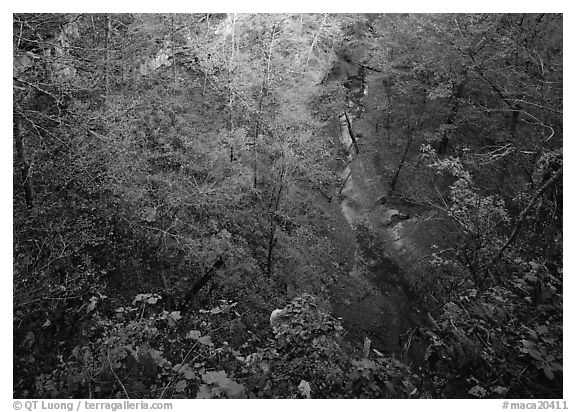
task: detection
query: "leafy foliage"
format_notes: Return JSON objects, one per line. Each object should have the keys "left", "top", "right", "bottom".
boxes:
{"left": 13, "top": 13, "right": 562, "bottom": 399}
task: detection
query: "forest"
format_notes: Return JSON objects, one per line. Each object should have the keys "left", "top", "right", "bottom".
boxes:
{"left": 13, "top": 13, "right": 563, "bottom": 399}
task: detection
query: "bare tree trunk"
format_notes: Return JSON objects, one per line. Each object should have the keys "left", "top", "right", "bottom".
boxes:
{"left": 253, "top": 22, "right": 279, "bottom": 187}
{"left": 383, "top": 77, "right": 393, "bottom": 144}
{"left": 153, "top": 209, "right": 181, "bottom": 291}
{"left": 304, "top": 13, "right": 327, "bottom": 73}
{"left": 362, "top": 337, "right": 371, "bottom": 359}
{"left": 227, "top": 72, "right": 234, "bottom": 130}
{"left": 171, "top": 14, "right": 177, "bottom": 84}
{"left": 473, "top": 62, "right": 523, "bottom": 141}
{"left": 266, "top": 217, "right": 278, "bottom": 277}
{"left": 266, "top": 163, "right": 285, "bottom": 276}
{"left": 487, "top": 166, "right": 562, "bottom": 267}
{"left": 159, "top": 262, "right": 169, "bottom": 291}
{"left": 227, "top": 14, "right": 236, "bottom": 161}
{"left": 104, "top": 14, "right": 112, "bottom": 99}
{"left": 120, "top": 34, "right": 125, "bottom": 84}
{"left": 185, "top": 257, "right": 225, "bottom": 302}
{"left": 14, "top": 114, "right": 33, "bottom": 209}
{"left": 389, "top": 22, "right": 396, "bottom": 62}
{"left": 386, "top": 126, "right": 414, "bottom": 202}
{"left": 339, "top": 170, "right": 352, "bottom": 196}
{"left": 230, "top": 13, "right": 236, "bottom": 61}
{"left": 344, "top": 111, "right": 360, "bottom": 154}
{"left": 438, "top": 80, "right": 466, "bottom": 155}
{"left": 203, "top": 72, "right": 208, "bottom": 96}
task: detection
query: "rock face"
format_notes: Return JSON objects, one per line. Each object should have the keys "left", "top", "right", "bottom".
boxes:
{"left": 338, "top": 116, "right": 355, "bottom": 157}
{"left": 269, "top": 308, "right": 289, "bottom": 329}
{"left": 325, "top": 53, "right": 430, "bottom": 358}
{"left": 380, "top": 209, "right": 409, "bottom": 226}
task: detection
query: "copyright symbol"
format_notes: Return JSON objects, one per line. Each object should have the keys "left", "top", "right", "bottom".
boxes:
{"left": 13, "top": 401, "right": 22, "bottom": 410}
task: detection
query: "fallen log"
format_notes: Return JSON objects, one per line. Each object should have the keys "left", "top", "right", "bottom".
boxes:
{"left": 343, "top": 111, "right": 360, "bottom": 154}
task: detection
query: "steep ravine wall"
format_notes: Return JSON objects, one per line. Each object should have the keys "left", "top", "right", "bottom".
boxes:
{"left": 325, "top": 56, "right": 429, "bottom": 360}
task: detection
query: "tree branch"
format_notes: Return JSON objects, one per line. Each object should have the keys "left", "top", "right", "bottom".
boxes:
{"left": 304, "top": 13, "right": 327, "bottom": 72}
{"left": 487, "top": 165, "right": 562, "bottom": 267}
